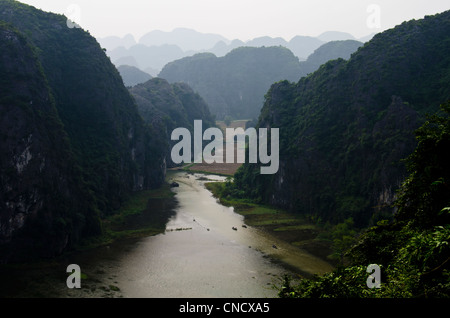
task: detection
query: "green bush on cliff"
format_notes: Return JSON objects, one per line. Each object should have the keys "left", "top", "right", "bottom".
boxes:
{"left": 231, "top": 10, "right": 450, "bottom": 229}
{"left": 279, "top": 103, "right": 450, "bottom": 298}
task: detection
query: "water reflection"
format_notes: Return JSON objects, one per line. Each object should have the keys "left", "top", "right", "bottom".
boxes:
{"left": 112, "top": 171, "right": 332, "bottom": 298}
{"left": 0, "top": 171, "right": 332, "bottom": 298}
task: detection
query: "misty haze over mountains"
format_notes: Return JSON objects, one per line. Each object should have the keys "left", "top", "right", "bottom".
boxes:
{"left": 2, "top": 0, "right": 450, "bottom": 299}
{"left": 98, "top": 28, "right": 375, "bottom": 76}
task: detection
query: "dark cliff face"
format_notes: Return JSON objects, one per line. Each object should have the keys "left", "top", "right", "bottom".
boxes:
{"left": 263, "top": 94, "right": 420, "bottom": 225}
{"left": 1, "top": 0, "right": 167, "bottom": 199}
{"left": 0, "top": 1, "right": 167, "bottom": 262}
{"left": 234, "top": 11, "right": 450, "bottom": 227}
{"left": 1, "top": 0, "right": 167, "bottom": 201}
{"left": 0, "top": 23, "right": 99, "bottom": 261}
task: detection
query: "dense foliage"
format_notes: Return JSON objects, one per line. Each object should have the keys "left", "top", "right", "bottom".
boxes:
{"left": 0, "top": 0, "right": 220, "bottom": 262}
{"left": 395, "top": 103, "right": 450, "bottom": 229}
{"left": 0, "top": 0, "right": 167, "bottom": 261}
{"left": 0, "top": 21, "right": 99, "bottom": 261}
{"left": 129, "top": 77, "right": 216, "bottom": 166}
{"left": 298, "top": 40, "right": 362, "bottom": 76}
{"left": 279, "top": 103, "right": 450, "bottom": 298}
{"left": 231, "top": 10, "right": 450, "bottom": 228}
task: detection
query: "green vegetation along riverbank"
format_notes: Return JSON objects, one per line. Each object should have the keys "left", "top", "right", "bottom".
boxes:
{"left": 278, "top": 103, "right": 450, "bottom": 298}
{"left": 205, "top": 182, "right": 343, "bottom": 266}
{"left": 76, "top": 183, "right": 177, "bottom": 251}
{"left": 0, "top": 182, "right": 177, "bottom": 298}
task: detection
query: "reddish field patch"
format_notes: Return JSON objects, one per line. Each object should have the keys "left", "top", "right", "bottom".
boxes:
{"left": 186, "top": 120, "right": 248, "bottom": 176}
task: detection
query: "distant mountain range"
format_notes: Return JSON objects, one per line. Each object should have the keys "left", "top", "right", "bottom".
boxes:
{"left": 97, "top": 28, "right": 375, "bottom": 75}
{"left": 158, "top": 40, "right": 363, "bottom": 120}
{"left": 117, "top": 65, "right": 152, "bottom": 87}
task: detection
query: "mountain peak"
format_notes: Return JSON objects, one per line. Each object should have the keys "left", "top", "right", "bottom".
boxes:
{"left": 317, "top": 31, "right": 356, "bottom": 42}
{"left": 138, "top": 28, "right": 229, "bottom": 51}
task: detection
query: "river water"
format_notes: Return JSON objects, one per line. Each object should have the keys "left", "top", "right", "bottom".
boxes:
{"left": 0, "top": 171, "right": 333, "bottom": 298}
{"left": 109, "top": 171, "right": 332, "bottom": 298}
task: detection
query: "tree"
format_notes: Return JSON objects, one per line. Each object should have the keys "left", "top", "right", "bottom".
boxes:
{"left": 395, "top": 101, "right": 450, "bottom": 228}
{"left": 279, "top": 101, "right": 450, "bottom": 298}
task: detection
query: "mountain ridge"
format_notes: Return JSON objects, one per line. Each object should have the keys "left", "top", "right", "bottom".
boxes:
{"left": 0, "top": 0, "right": 167, "bottom": 262}
{"left": 158, "top": 40, "right": 363, "bottom": 120}
{"left": 99, "top": 28, "right": 374, "bottom": 74}
{"left": 229, "top": 10, "right": 450, "bottom": 227}
{"left": 129, "top": 77, "right": 216, "bottom": 167}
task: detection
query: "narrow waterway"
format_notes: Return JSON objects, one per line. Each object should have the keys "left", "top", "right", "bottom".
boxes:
{"left": 110, "top": 171, "right": 332, "bottom": 298}
{"left": 0, "top": 171, "right": 333, "bottom": 298}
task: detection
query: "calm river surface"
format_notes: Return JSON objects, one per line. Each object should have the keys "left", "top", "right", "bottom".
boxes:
{"left": 0, "top": 171, "right": 333, "bottom": 298}
{"left": 109, "top": 171, "right": 332, "bottom": 298}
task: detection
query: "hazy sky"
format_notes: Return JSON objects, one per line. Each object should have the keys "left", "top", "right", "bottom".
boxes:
{"left": 19, "top": 0, "right": 450, "bottom": 41}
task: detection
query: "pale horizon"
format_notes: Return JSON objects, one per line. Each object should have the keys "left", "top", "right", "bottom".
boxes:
{"left": 17, "top": 0, "right": 450, "bottom": 42}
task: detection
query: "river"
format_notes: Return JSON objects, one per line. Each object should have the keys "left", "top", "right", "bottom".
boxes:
{"left": 0, "top": 171, "right": 333, "bottom": 298}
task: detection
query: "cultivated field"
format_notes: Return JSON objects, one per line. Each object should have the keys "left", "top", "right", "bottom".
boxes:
{"left": 185, "top": 120, "right": 248, "bottom": 176}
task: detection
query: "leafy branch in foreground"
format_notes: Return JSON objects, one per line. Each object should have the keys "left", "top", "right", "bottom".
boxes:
{"left": 279, "top": 102, "right": 450, "bottom": 298}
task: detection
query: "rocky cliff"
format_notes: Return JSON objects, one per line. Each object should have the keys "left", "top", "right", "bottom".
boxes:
{"left": 0, "top": 22, "right": 99, "bottom": 261}
{"left": 0, "top": 1, "right": 167, "bottom": 262}
{"left": 232, "top": 11, "right": 450, "bottom": 227}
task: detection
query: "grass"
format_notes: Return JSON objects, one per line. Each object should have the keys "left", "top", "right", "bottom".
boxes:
{"left": 205, "top": 181, "right": 335, "bottom": 263}
{"left": 76, "top": 183, "right": 176, "bottom": 250}
{"left": 273, "top": 225, "right": 317, "bottom": 232}
{"left": 0, "top": 182, "right": 177, "bottom": 298}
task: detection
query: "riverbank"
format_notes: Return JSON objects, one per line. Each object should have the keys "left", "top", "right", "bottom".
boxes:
{"left": 204, "top": 182, "right": 336, "bottom": 267}
{"left": 176, "top": 119, "right": 249, "bottom": 176}
{"left": 0, "top": 183, "right": 178, "bottom": 298}
{"left": 176, "top": 119, "right": 334, "bottom": 266}
{"left": 0, "top": 172, "right": 333, "bottom": 298}
{"left": 75, "top": 183, "right": 177, "bottom": 251}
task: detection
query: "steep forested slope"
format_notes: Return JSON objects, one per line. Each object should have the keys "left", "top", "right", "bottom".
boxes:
{"left": 159, "top": 42, "right": 363, "bottom": 120}
{"left": 280, "top": 103, "right": 450, "bottom": 298}
{"left": 231, "top": 11, "right": 450, "bottom": 227}
{"left": 298, "top": 40, "right": 363, "bottom": 77}
{"left": 0, "top": 22, "right": 103, "bottom": 261}
{"left": 117, "top": 65, "right": 152, "bottom": 87}
{"left": 129, "top": 78, "right": 215, "bottom": 167}
{"left": 159, "top": 46, "right": 302, "bottom": 120}
{"left": 0, "top": 0, "right": 167, "bottom": 262}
